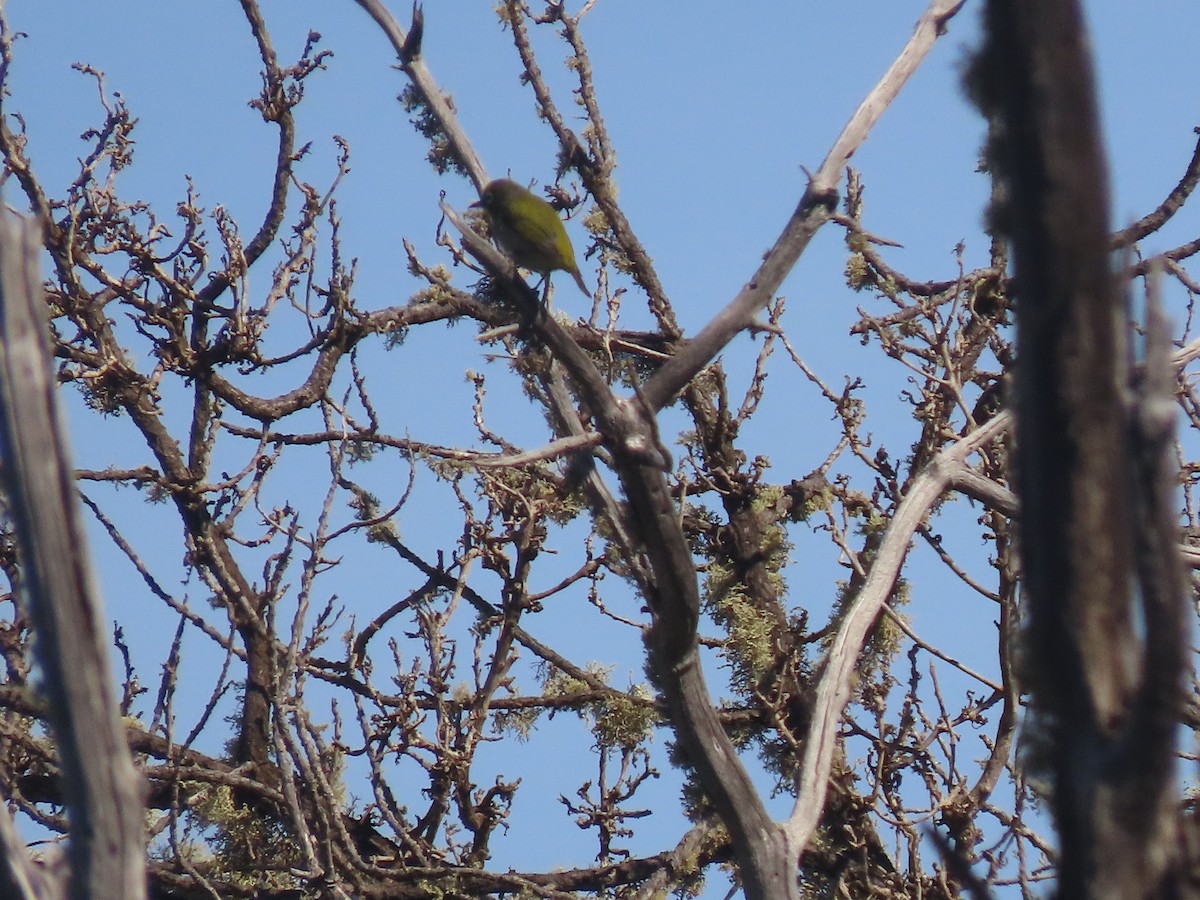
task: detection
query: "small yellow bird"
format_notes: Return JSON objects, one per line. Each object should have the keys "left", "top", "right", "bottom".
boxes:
{"left": 471, "top": 179, "right": 590, "bottom": 297}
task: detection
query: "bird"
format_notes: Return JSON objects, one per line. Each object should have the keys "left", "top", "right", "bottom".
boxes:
{"left": 470, "top": 179, "right": 590, "bottom": 297}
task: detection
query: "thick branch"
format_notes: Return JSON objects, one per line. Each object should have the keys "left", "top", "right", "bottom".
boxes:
{"left": 641, "top": 0, "right": 967, "bottom": 411}
{"left": 785, "top": 411, "right": 1010, "bottom": 854}
{"left": 973, "top": 1, "right": 1189, "bottom": 896}
{"left": 351, "top": 0, "right": 488, "bottom": 188}
{"left": 0, "top": 214, "right": 146, "bottom": 898}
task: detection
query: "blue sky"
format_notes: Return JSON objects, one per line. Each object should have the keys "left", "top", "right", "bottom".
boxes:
{"left": 4, "top": 0, "right": 1200, "bottom": 893}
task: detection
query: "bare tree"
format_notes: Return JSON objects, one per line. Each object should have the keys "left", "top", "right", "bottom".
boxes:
{"left": 0, "top": 0, "right": 1198, "bottom": 896}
